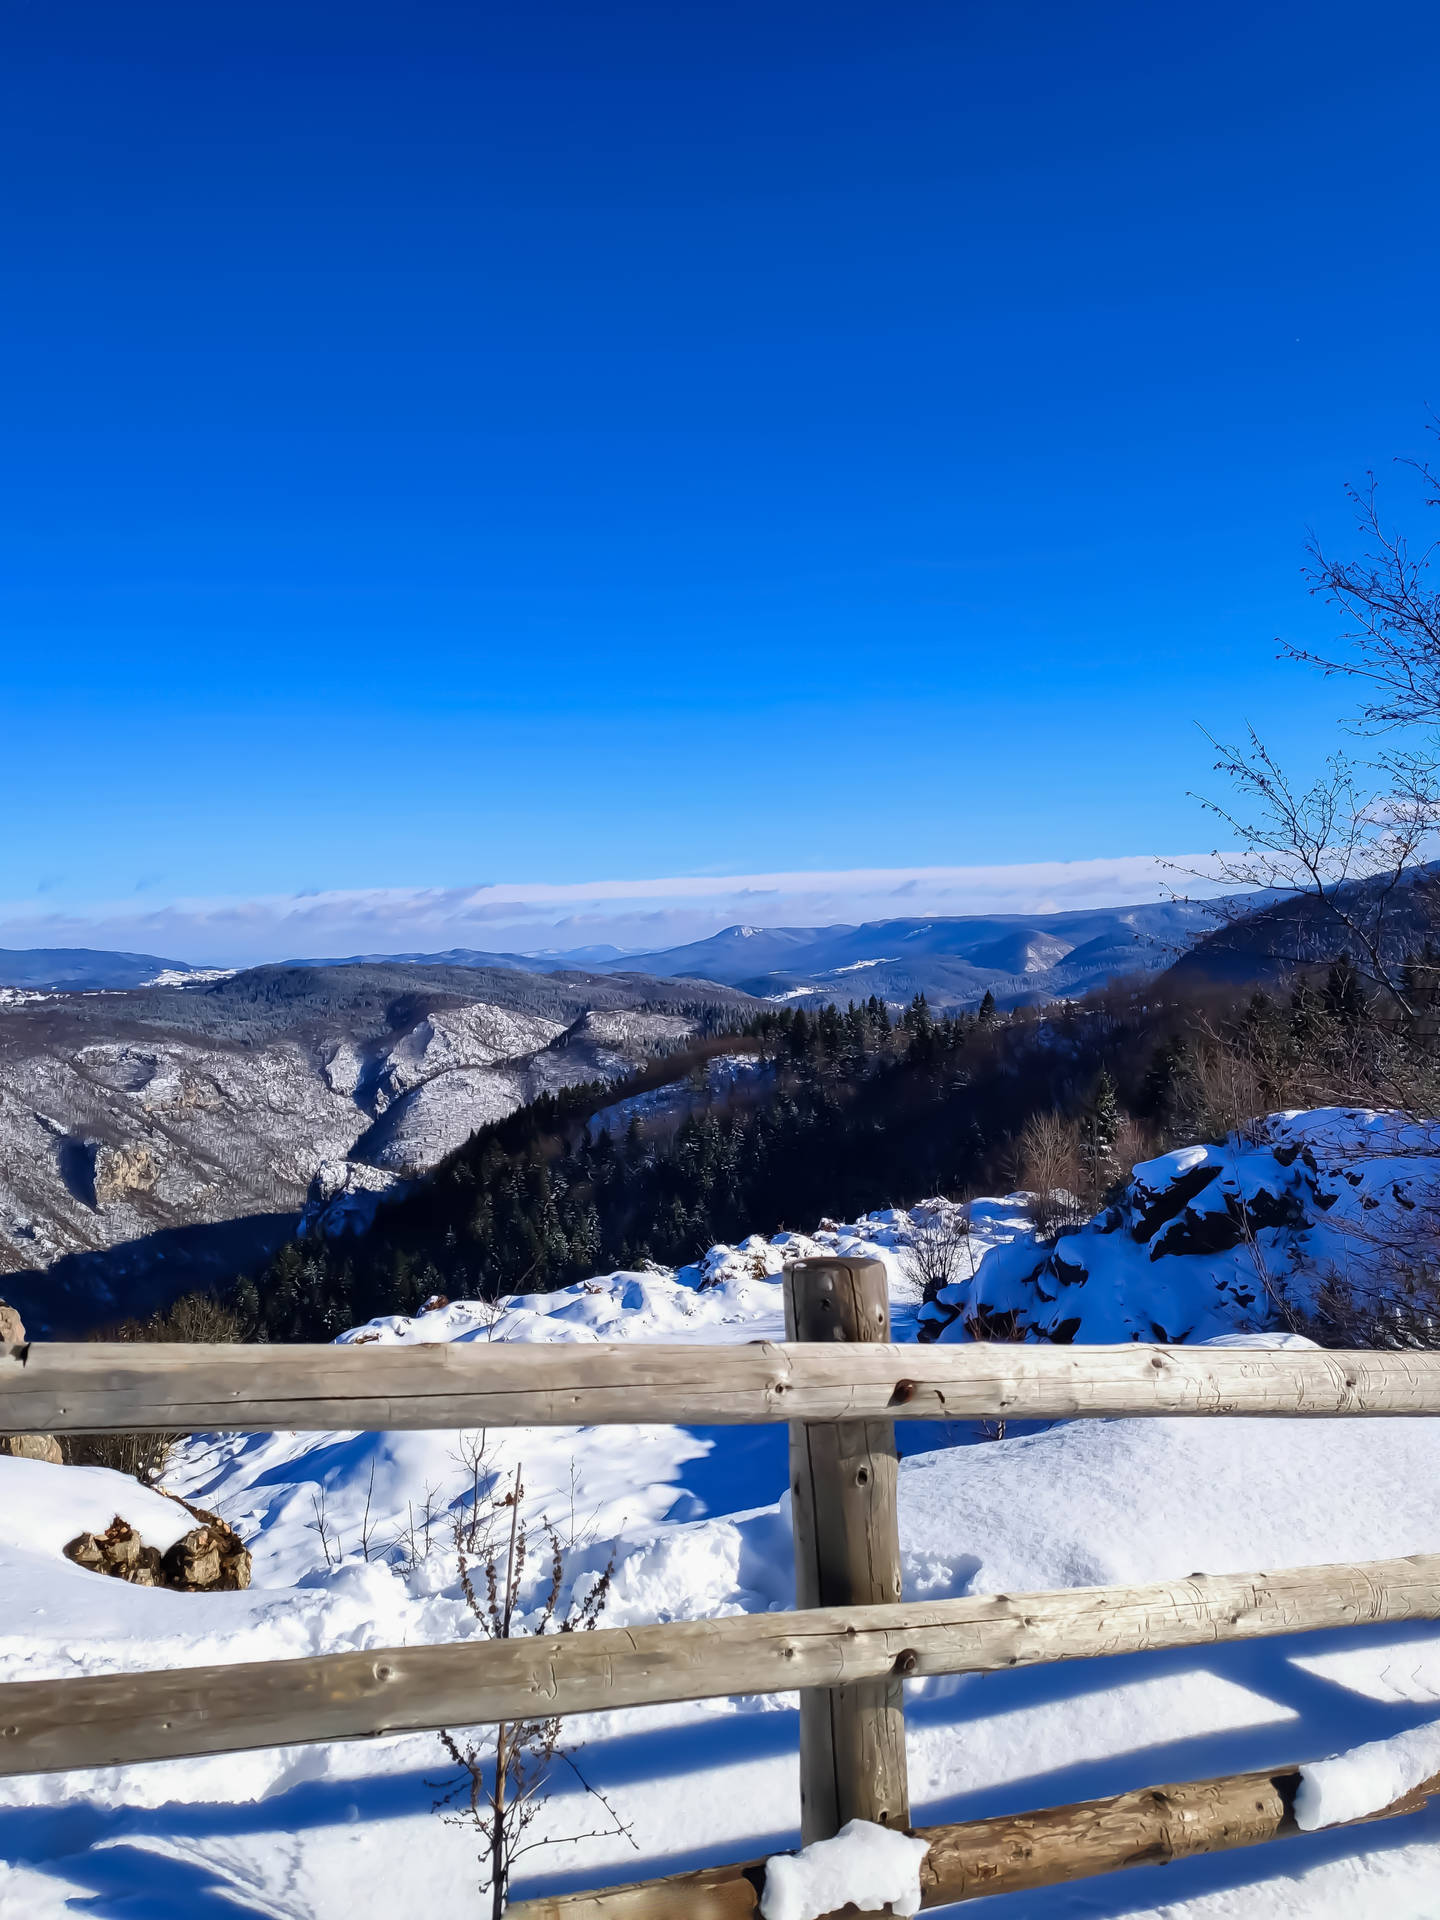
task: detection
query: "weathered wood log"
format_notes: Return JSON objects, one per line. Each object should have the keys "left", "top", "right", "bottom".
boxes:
{"left": 503, "top": 1761, "right": 1440, "bottom": 1918}
{"left": 8, "top": 1338, "right": 1440, "bottom": 1434}
{"left": 4, "top": 1551, "right": 1440, "bottom": 1776}
{"left": 786, "top": 1258, "right": 908, "bottom": 1842}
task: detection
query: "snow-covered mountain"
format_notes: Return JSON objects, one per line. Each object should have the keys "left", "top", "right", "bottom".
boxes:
{"left": 5, "top": 1121, "right": 1440, "bottom": 1916}
{"left": 590, "top": 900, "right": 1225, "bottom": 1010}
{"left": 0, "top": 964, "right": 757, "bottom": 1332}
{"left": 281, "top": 898, "right": 1236, "bottom": 1011}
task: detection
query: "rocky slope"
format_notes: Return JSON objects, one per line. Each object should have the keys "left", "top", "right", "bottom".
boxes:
{"left": 0, "top": 963, "right": 755, "bottom": 1330}
{"left": 917, "top": 1107, "right": 1440, "bottom": 1346}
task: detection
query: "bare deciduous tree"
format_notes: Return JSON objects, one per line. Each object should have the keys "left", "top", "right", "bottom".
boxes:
{"left": 1289, "top": 452, "right": 1440, "bottom": 731}
{"left": 1188, "top": 436, "right": 1440, "bottom": 1017}
{"left": 1194, "top": 728, "right": 1440, "bottom": 1016}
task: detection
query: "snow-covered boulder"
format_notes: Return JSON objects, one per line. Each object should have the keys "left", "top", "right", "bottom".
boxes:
{"left": 920, "top": 1108, "right": 1440, "bottom": 1347}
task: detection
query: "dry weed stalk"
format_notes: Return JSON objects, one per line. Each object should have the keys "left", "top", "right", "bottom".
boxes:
{"left": 432, "top": 1464, "right": 634, "bottom": 1917}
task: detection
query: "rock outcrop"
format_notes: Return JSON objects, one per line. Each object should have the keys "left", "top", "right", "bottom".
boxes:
{"left": 918, "top": 1109, "right": 1440, "bottom": 1348}
{"left": 2, "top": 1432, "right": 64, "bottom": 1464}
{"left": 64, "top": 1509, "right": 252, "bottom": 1592}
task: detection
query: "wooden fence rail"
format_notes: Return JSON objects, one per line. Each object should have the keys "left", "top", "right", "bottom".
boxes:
{"left": 3, "top": 1550, "right": 1439, "bottom": 1777}
{"left": 505, "top": 1760, "right": 1440, "bottom": 1919}
{"left": 5, "top": 1254, "right": 1440, "bottom": 1915}
{"left": 8, "top": 1332, "right": 1440, "bottom": 1432}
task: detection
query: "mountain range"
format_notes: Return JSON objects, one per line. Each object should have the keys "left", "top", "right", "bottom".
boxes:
{"left": 7, "top": 902, "right": 1226, "bottom": 1011}
{"left": 5, "top": 879, "right": 1392, "bottom": 1336}
{"left": 575, "top": 901, "right": 1222, "bottom": 1008}
{"left": 286, "top": 900, "right": 1228, "bottom": 1010}
{"left": 2, "top": 899, "right": 1227, "bottom": 1012}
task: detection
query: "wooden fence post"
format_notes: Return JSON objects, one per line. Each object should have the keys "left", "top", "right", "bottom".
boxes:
{"left": 784, "top": 1255, "right": 909, "bottom": 1844}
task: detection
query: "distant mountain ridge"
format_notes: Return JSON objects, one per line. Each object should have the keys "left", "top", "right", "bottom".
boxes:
{"left": 281, "top": 901, "right": 1234, "bottom": 1010}
{"left": 285, "top": 945, "right": 642, "bottom": 974}
{"left": 0, "top": 947, "right": 201, "bottom": 991}
{"left": 578, "top": 901, "right": 1229, "bottom": 1010}
{"left": 0, "top": 894, "right": 1251, "bottom": 1012}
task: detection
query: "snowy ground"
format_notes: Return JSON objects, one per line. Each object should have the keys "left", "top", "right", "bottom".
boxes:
{"left": 4, "top": 1128, "right": 1440, "bottom": 1917}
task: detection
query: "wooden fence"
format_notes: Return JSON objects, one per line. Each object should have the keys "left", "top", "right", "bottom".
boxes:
{"left": 4, "top": 1254, "right": 1440, "bottom": 1916}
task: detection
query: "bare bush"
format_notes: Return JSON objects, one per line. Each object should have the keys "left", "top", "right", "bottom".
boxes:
{"left": 1017, "top": 1112, "right": 1087, "bottom": 1236}
{"left": 898, "top": 1203, "right": 972, "bottom": 1303}
{"left": 66, "top": 1427, "right": 181, "bottom": 1487}
{"left": 1292, "top": 1256, "right": 1440, "bottom": 1349}
{"left": 1172, "top": 1032, "right": 1271, "bottom": 1145}
{"left": 1110, "top": 1113, "right": 1155, "bottom": 1184}
{"left": 432, "top": 1466, "right": 634, "bottom": 1917}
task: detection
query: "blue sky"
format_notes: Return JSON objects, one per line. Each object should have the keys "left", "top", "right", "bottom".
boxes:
{"left": 3, "top": 0, "right": 1439, "bottom": 957}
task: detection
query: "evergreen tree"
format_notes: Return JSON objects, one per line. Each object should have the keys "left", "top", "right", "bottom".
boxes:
{"left": 1082, "top": 1068, "right": 1121, "bottom": 1198}
{"left": 977, "top": 989, "right": 997, "bottom": 1023}
{"left": 903, "top": 992, "right": 934, "bottom": 1036}
{"left": 787, "top": 1008, "right": 812, "bottom": 1062}
{"left": 237, "top": 988, "right": 1182, "bottom": 1342}
{"left": 1138, "top": 1036, "right": 1184, "bottom": 1121}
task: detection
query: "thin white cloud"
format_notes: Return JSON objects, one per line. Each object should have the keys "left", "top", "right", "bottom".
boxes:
{"left": 0, "top": 856, "right": 1236, "bottom": 968}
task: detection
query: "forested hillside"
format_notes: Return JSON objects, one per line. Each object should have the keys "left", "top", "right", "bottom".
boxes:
{"left": 236, "top": 991, "right": 1160, "bottom": 1336}
{"left": 234, "top": 948, "right": 1431, "bottom": 1342}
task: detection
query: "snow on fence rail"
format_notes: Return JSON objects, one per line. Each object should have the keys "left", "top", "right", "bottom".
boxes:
{"left": 503, "top": 1758, "right": 1440, "bottom": 1919}
{"left": 4, "top": 1256, "right": 1440, "bottom": 1913}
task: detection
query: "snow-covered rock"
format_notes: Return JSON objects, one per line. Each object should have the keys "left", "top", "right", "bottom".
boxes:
{"left": 920, "top": 1108, "right": 1440, "bottom": 1347}
{"left": 300, "top": 1160, "right": 408, "bottom": 1238}
{"left": 370, "top": 1004, "right": 566, "bottom": 1112}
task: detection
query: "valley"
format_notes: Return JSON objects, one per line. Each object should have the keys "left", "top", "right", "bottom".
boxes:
{"left": 0, "top": 962, "right": 755, "bottom": 1332}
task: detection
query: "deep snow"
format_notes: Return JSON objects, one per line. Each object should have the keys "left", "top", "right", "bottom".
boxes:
{"left": 4, "top": 1120, "right": 1440, "bottom": 1918}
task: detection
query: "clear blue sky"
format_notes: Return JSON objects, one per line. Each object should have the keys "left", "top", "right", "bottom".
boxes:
{"left": 3, "top": 0, "right": 1439, "bottom": 925}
